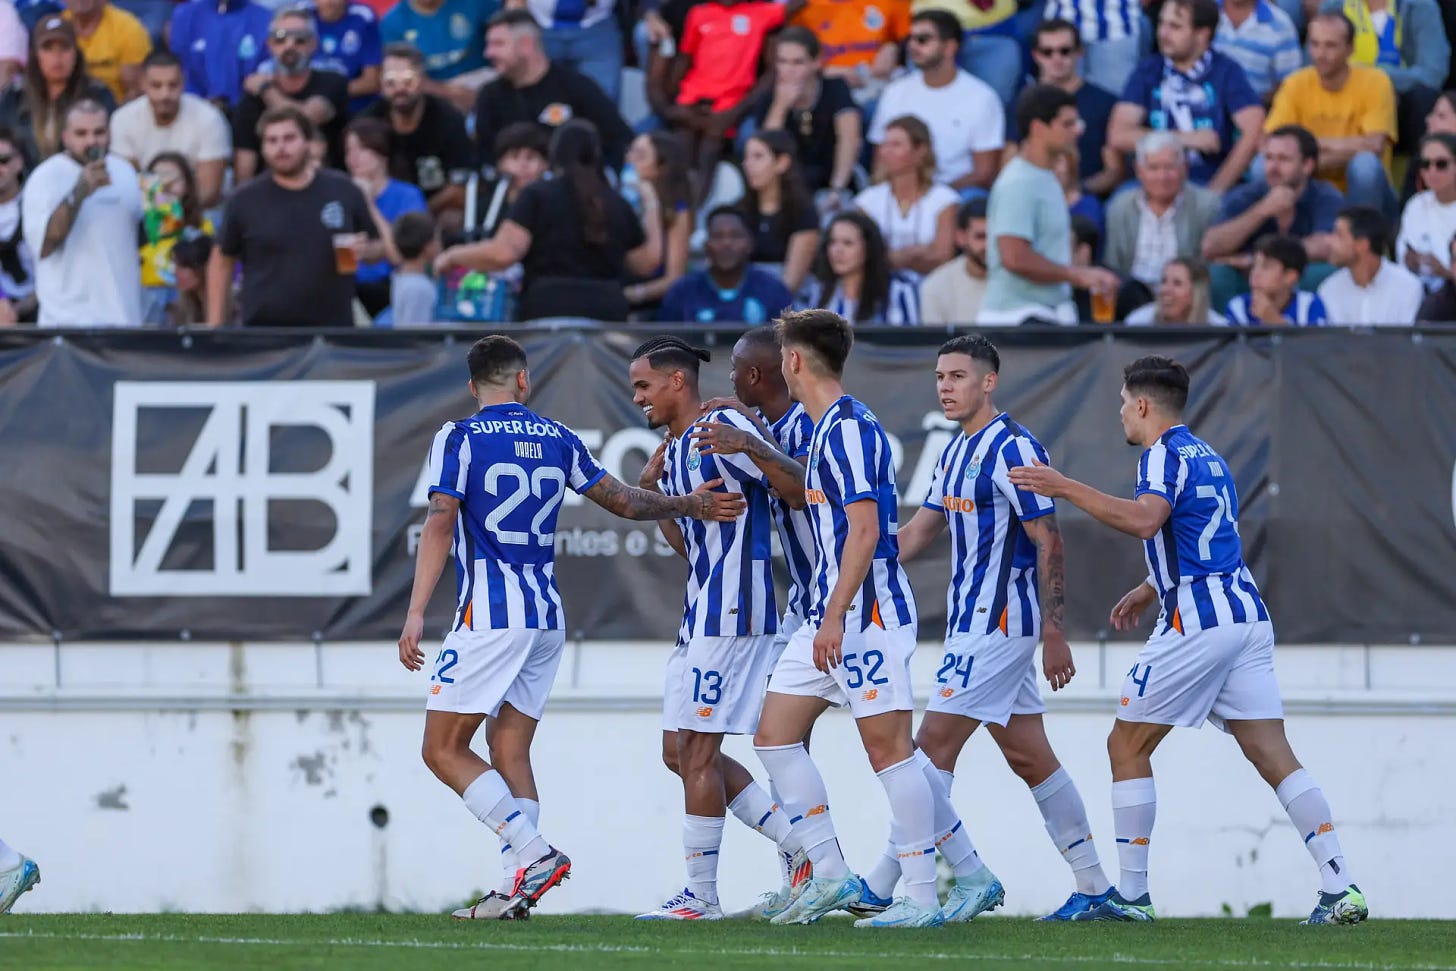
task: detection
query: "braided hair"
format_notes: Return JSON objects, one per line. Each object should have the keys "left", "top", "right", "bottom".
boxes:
{"left": 631, "top": 335, "right": 712, "bottom": 378}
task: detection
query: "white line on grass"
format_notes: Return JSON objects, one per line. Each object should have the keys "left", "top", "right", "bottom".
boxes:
{"left": 1, "top": 930, "right": 1453, "bottom": 971}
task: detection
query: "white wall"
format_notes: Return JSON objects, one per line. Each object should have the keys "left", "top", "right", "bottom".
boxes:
{"left": 2, "top": 638, "right": 1454, "bottom": 918}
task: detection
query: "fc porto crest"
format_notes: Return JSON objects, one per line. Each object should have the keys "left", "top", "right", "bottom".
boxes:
{"left": 687, "top": 446, "right": 703, "bottom": 471}
{"left": 965, "top": 454, "right": 983, "bottom": 479}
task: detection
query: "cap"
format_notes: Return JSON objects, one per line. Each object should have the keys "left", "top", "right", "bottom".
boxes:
{"left": 34, "top": 16, "right": 78, "bottom": 47}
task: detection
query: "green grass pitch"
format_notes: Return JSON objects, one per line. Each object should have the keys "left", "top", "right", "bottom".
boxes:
{"left": 3, "top": 914, "right": 1455, "bottom": 971}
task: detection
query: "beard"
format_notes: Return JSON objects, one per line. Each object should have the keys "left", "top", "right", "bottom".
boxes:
{"left": 268, "top": 152, "right": 309, "bottom": 178}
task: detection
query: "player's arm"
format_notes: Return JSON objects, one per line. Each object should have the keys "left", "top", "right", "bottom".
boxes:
{"left": 397, "top": 491, "right": 459, "bottom": 672}
{"left": 634, "top": 435, "right": 688, "bottom": 559}
{"left": 691, "top": 418, "right": 807, "bottom": 508}
{"left": 813, "top": 498, "right": 879, "bottom": 673}
{"left": 1022, "top": 514, "right": 1074, "bottom": 691}
{"left": 894, "top": 504, "right": 946, "bottom": 563}
{"left": 582, "top": 474, "right": 744, "bottom": 524}
{"left": 699, "top": 396, "right": 773, "bottom": 439}
{"left": 1006, "top": 461, "right": 1171, "bottom": 540}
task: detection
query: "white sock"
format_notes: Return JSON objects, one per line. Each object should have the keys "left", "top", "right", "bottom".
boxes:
{"left": 769, "top": 781, "right": 800, "bottom": 886}
{"left": 683, "top": 814, "right": 725, "bottom": 905}
{"left": 518, "top": 797, "right": 540, "bottom": 828}
{"left": 494, "top": 799, "right": 541, "bottom": 891}
{"left": 462, "top": 770, "right": 548, "bottom": 865}
{"left": 864, "top": 820, "right": 902, "bottom": 899}
{"left": 1031, "top": 767, "right": 1111, "bottom": 895}
{"left": 728, "top": 781, "right": 793, "bottom": 848}
{"left": 878, "top": 754, "right": 938, "bottom": 908}
{"left": 1111, "top": 777, "right": 1156, "bottom": 901}
{"left": 1276, "top": 769, "right": 1351, "bottom": 894}
{"left": 0, "top": 838, "right": 20, "bottom": 871}
{"left": 755, "top": 743, "right": 848, "bottom": 878}
{"left": 925, "top": 758, "right": 983, "bottom": 878}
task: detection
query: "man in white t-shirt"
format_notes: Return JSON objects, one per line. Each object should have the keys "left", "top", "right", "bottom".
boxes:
{"left": 867, "top": 9, "right": 1004, "bottom": 192}
{"left": 1316, "top": 205, "right": 1424, "bottom": 325}
{"left": 22, "top": 99, "right": 143, "bottom": 327}
{"left": 110, "top": 49, "right": 231, "bottom": 208}
{"left": 920, "top": 196, "right": 989, "bottom": 325}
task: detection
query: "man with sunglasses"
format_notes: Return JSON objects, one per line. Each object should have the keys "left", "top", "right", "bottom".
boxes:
{"left": 233, "top": 8, "right": 349, "bottom": 180}
{"left": 362, "top": 42, "right": 474, "bottom": 216}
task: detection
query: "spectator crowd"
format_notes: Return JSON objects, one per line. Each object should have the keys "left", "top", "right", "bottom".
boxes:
{"left": 1, "top": 0, "right": 1454, "bottom": 328}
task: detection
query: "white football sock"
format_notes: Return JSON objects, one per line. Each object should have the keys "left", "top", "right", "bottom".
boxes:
{"left": 462, "top": 770, "right": 548, "bottom": 865}
{"left": 925, "top": 757, "right": 983, "bottom": 878}
{"left": 879, "top": 754, "right": 938, "bottom": 908}
{"left": 755, "top": 742, "right": 848, "bottom": 878}
{"left": 0, "top": 838, "right": 20, "bottom": 871}
{"left": 769, "top": 781, "right": 799, "bottom": 886}
{"left": 864, "top": 820, "right": 902, "bottom": 900}
{"left": 1031, "top": 767, "right": 1111, "bottom": 895}
{"left": 1111, "top": 777, "right": 1156, "bottom": 900}
{"left": 683, "top": 814, "right": 725, "bottom": 905}
{"left": 1276, "top": 769, "right": 1351, "bottom": 894}
{"left": 518, "top": 797, "right": 540, "bottom": 828}
{"left": 728, "top": 781, "right": 793, "bottom": 848}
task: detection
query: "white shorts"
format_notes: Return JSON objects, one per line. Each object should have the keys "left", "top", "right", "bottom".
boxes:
{"left": 1118, "top": 621, "right": 1283, "bottom": 732}
{"left": 662, "top": 634, "right": 779, "bottom": 735}
{"left": 768, "top": 621, "right": 917, "bottom": 719}
{"left": 926, "top": 632, "right": 1046, "bottom": 727}
{"left": 425, "top": 628, "right": 565, "bottom": 719}
{"left": 770, "top": 608, "right": 807, "bottom": 665}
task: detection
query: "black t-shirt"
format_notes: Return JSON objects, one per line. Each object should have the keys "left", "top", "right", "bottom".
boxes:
{"left": 506, "top": 177, "right": 645, "bottom": 290}
{"left": 363, "top": 96, "right": 476, "bottom": 197}
{"left": 474, "top": 63, "right": 634, "bottom": 171}
{"left": 746, "top": 77, "right": 856, "bottom": 191}
{"left": 219, "top": 169, "right": 378, "bottom": 326}
{"left": 233, "top": 70, "right": 351, "bottom": 170}
{"left": 741, "top": 198, "right": 818, "bottom": 263}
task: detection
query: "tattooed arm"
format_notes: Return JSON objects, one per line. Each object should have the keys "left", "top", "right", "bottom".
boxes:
{"left": 583, "top": 473, "right": 745, "bottom": 524}
{"left": 398, "top": 491, "right": 461, "bottom": 671}
{"left": 691, "top": 420, "right": 808, "bottom": 509}
{"left": 1023, "top": 514, "right": 1075, "bottom": 692}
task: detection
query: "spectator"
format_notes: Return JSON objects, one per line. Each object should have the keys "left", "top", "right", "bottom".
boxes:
{"left": 868, "top": 9, "right": 1003, "bottom": 193}
{"left": 1405, "top": 88, "right": 1456, "bottom": 197}
{"left": 854, "top": 114, "right": 957, "bottom": 277}
{"left": 1316, "top": 203, "right": 1424, "bottom": 324}
{"left": 168, "top": 0, "right": 272, "bottom": 109}
{"left": 21, "top": 98, "right": 141, "bottom": 325}
{"left": 166, "top": 231, "right": 210, "bottom": 325}
{"left": 1395, "top": 133, "right": 1456, "bottom": 292}
{"left": 1265, "top": 12, "right": 1396, "bottom": 218}
{"left": 434, "top": 119, "right": 662, "bottom": 321}
{"left": 1125, "top": 256, "right": 1224, "bottom": 323}
{"left": 0, "top": 16, "right": 112, "bottom": 166}
{"left": 983, "top": 84, "right": 1119, "bottom": 326}
{"left": 63, "top": 0, "right": 148, "bottom": 103}
{"left": 1105, "top": 131, "right": 1221, "bottom": 292}
{"left": 659, "top": 204, "right": 793, "bottom": 323}
{"left": 344, "top": 115, "right": 427, "bottom": 314}
{"left": 1054, "top": 145, "right": 1103, "bottom": 242}
{"left": 452, "top": 120, "right": 546, "bottom": 243}
{"left": 1043, "top": 0, "right": 1143, "bottom": 96}
{"left": 0, "top": 126, "right": 36, "bottom": 321}
{"left": 308, "top": 0, "right": 383, "bottom": 114}
{"left": 738, "top": 128, "right": 819, "bottom": 295}
{"left": 364, "top": 43, "right": 473, "bottom": 215}
{"left": 0, "top": 1, "right": 25, "bottom": 91}
{"left": 797, "top": 208, "right": 919, "bottom": 324}
{"left": 1018, "top": 18, "right": 1122, "bottom": 198}
{"left": 789, "top": 0, "right": 906, "bottom": 103}
{"left": 519, "top": 0, "right": 622, "bottom": 105}
{"left": 474, "top": 10, "right": 631, "bottom": 173}
{"left": 233, "top": 9, "right": 348, "bottom": 180}
{"left": 383, "top": 208, "right": 437, "bottom": 325}
{"left": 623, "top": 131, "right": 692, "bottom": 313}
{"left": 380, "top": 0, "right": 494, "bottom": 112}
{"left": 1416, "top": 231, "right": 1456, "bottom": 320}
{"left": 1109, "top": 0, "right": 1265, "bottom": 192}
{"left": 1215, "top": 0, "right": 1302, "bottom": 102}
{"left": 918, "top": 195, "right": 987, "bottom": 325}
{"left": 109, "top": 50, "right": 230, "bottom": 207}
{"left": 1225, "top": 233, "right": 1330, "bottom": 324}
{"left": 1202, "top": 124, "right": 1345, "bottom": 306}
{"left": 921, "top": 0, "right": 1023, "bottom": 109}
{"left": 744, "top": 26, "right": 860, "bottom": 198}
{"left": 210, "top": 106, "right": 381, "bottom": 327}
{"left": 139, "top": 151, "right": 211, "bottom": 324}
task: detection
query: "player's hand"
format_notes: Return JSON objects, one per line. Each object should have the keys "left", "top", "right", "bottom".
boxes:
{"left": 1006, "top": 460, "right": 1071, "bottom": 499}
{"left": 812, "top": 613, "right": 845, "bottom": 673}
{"left": 689, "top": 477, "right": 746, "bottom": 521}
{"left": 639, "top": 432, "right": 669, "bottom": 489}
{"left": 398, "top": 613, "right": 426, "bottom": 671}
{"left": 1041, "top": 631, "right": 1075, "bottom": 691}
{"left": 700, "top": 396, "right": 750, "bottom": 418}
{"left": 1110, "top": 582, "right": 1157, "bottom": 632}
{"left": 692, "top": 420, "right": 750, "bottom": 456}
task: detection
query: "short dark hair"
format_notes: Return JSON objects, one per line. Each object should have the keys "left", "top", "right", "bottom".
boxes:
{"left": 488, "top": 8, "right": 541, "bottom": 35}
{"left": 706, "top": 204, "right": 752, "bottom": 233}
{"left": 1035, "top": 17, "right": 1081, "bottom": 49}
{"left": 739, "top": 326, "right": 782, "bottom": 352}
{"left": 257, "top": 104, "right": 314, "bottom": 141}
{"left": 1165, "top": 0, "right": 1220, "bottom": 35}
{"left": 775, "top": 25, "right": 821, "bottom": 59}
{"left": 911, "top": 9, "right": 961, "bottom": 44}
{"left": 1309, "top": 10, "right": 1356, "bottom": 45}
{"left": 393, "top": 210, "right": 435, "bottom": 260}
{"left": 938, "top": 334, "right": 999, "bottom": 373}
{"left": 1337, "top": 205, "right": 1389, "bottom": 255}
{"left": 494, "top": 121, "right": 549, "bottom": 160}
{"left": 382, "top": 42, "right": 425, "bottom": 69}
{"left": 345, "top": 115, "right": 392, "bottom": 159}
{"left": 1071, "top": 213, "right": 1101, "bottom": 253}
{"left": 1266, "top": 124, "right": 1319, "bottom": 168}
{"left": 1123, "top": 356, "right": 1190, "bottom": 414}
{"left": 1252, "top": 233, "right": 1308, "bottom": 277}
{"left": 632, "top": 335, "right": 711, "bottom": 377}
{"left": 467, "top": 335, "right": 528, "bottom": 387}
{"left": 776, "top": 308, "right": 853, "bottom": 377}
{"left": 141, "top": 49, "right": 181, "bottom": 72}
{"left": 955, "top": 196, "right": 986, "bottom": 230}
{"left": 1015, "top": 84, "right": 1077, "bottom": 142}
{"left": 172, "top": 232, "right": 213, "bottom": 271}
{"left": 63, "top": 97, "right": 108, "bottom": 128}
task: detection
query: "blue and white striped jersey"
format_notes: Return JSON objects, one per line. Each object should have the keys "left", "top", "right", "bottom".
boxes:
{"left": 1136, "top": 425, "right": 1269, "bottom": 635}
{"left": 427, "top": 403, "right": 606, "bottom": 632}
{"left": 804, "top": 396, "right": 917, "bottom": 632}
{"left": 524, "top": 0, "right": 616, "bottom": 31}
{"left": 1044, "top": 0, "right": 1141, "bottom": 43}
{"left": 925, "top": 415, "right": 1055, "bottom": 639}
{"left": 1224, "top": 290, "right": 1328, "bottom": 326}
{"left": 768, "top": 401, "right": 817, "bottom": 621}
{"left": 660, "top": 407, "right": 778, "bottom": 642}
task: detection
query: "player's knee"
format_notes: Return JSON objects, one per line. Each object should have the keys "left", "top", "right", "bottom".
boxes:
{"left": 421, "top": 736, "right": 451, "bottom": 780}
{"left": 661, "top": 743, "right": 681, "bottom": 776}
{"left": 676, "top": 731, "right": 722, "bottom": 773}
{"left": 1001, "top": 743, "right": 1044, "bottom": 783}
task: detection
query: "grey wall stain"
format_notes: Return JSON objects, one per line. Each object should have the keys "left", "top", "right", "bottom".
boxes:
{"left": 292, "top": 752, "right": 330, "bottom": 786}
{"left": 96, "top": 784, "right": 130, "bottom": 810}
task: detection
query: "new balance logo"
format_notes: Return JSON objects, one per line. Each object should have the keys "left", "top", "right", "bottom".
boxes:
{"left": 862, "top": 689, "right": 879, "bottom": 701}
{"left": 939, "top": 687, "right": 953, "bottom": 698}
{"left": 696, "top": 706, "right": 714, "bottom": 717}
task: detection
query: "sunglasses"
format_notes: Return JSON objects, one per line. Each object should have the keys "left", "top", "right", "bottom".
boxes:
{"left": 382, "top": 70, "right": 419, "bottom": 84}
{"left": 271, "top": 28, "right": 312, "bottom": 44}
{"left": 1419, "top": 156, "right": 1452, "bottom": 171}
{"left": 1037, "top": 45, "right": 1076, "bottom": 56}
{"left": 907, "top": 32, "right": 938, "bottom": 44}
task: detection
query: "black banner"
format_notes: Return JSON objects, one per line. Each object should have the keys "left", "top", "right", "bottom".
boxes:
{"left": 1, "top": 327, "right": 1453, "bottom": 644}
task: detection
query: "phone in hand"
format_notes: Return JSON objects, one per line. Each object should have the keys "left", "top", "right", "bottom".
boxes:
{"left": 84, "top": 145, "right": 105, "bottom": 163}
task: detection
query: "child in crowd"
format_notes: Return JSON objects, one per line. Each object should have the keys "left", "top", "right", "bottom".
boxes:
{"left": 1225, "top": 234, "right": 1327, "bottom": 326}
{"left": 388, "top": 211, "right": 438, "bottom": 327}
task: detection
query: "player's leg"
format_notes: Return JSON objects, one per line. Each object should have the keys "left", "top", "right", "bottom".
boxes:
{"left": 0, "top": 836, "right": 39, "bottom": 915}
{"left": 672, "top": 727, "right": 730, "bottom": 915}
{"left": 485, "top": 703, "right": 542, "bottom": 894}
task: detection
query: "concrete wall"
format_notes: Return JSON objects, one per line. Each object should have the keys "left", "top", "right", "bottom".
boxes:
{"left": 2, "top": 638, "right": 1453, "bottom": 918}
